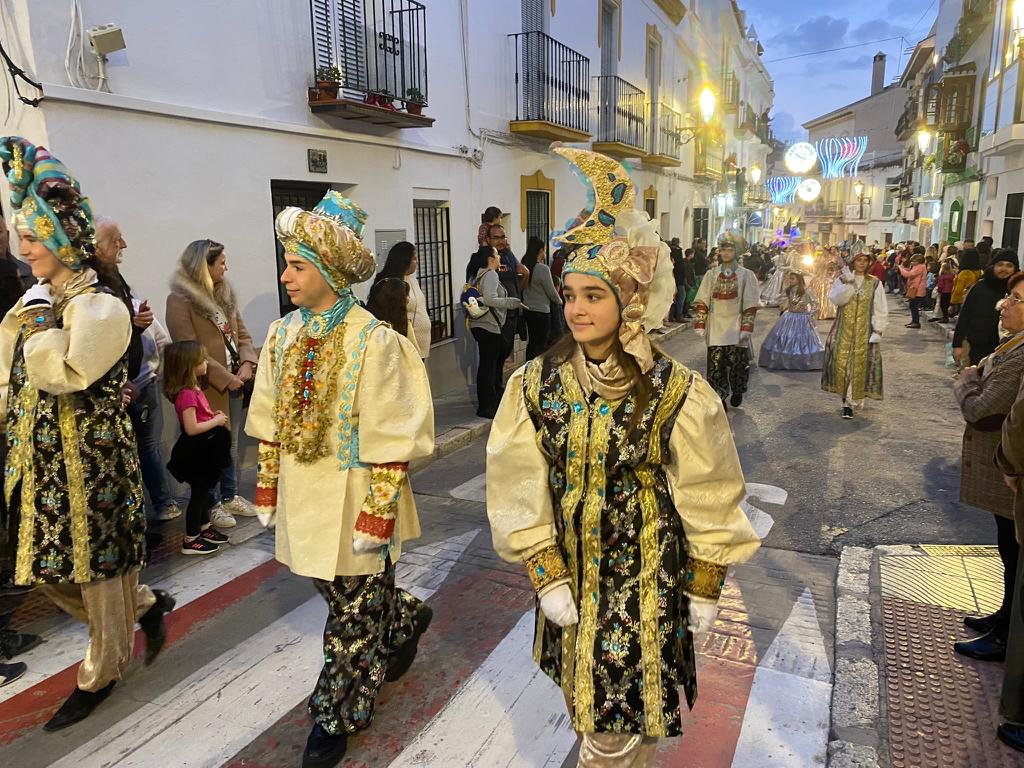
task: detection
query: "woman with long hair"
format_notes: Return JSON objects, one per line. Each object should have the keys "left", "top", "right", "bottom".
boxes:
{"left": 0, "top": 137, "right": 174, "bottom": 728}
{"left": 520, "top": 235, "right": 562, "bottom": 360}
{"left": 165, "top": 239, "right": 258, "bottom": 529}
{"left": 366, "top": 277, "right": 413, "bottom": 344}
{"left": 467, "top": 245, "right": 522, "bottom": 418}
{"left": 373, "top": 241, "right": 430, "bottom": 358}
{"left": 486, "top": 147, "right": 759, "bottom": 767}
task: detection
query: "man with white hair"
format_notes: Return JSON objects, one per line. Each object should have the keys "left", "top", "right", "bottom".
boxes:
{"left": 94, "top": 217, "right": 181, "bottom": 522}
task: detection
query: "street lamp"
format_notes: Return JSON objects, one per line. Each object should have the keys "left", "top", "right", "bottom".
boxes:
{"left": 750, "top": 165, "right": 762, "bottom": 184}
{"left": 917, "top": 127, "right": 931, "bottom": 154}
{"left": 853, "top": 180, "right": 866, "bottom": 220}
{"left": 699, "top": 87, "right": 716, "bottom": 123}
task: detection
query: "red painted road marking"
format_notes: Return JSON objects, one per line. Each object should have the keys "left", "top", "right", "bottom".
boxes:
{"left": 0, "top": 558, "right": 285, "bottom": 745}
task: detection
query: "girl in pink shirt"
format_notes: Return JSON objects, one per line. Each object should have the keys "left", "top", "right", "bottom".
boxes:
{"left": 163, "top": 341, "right": 232, "bottom": 555}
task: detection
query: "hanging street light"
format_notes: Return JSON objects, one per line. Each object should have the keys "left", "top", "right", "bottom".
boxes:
{"left": 917, "top": 127, "right": 931, "bottom": 154}
{"left": 854, "top": 180, "right": 864, "bottom": 198}
{"left": 750, "top": 165, "right": 762, "bottom": 184}
{"left": 699, "top": 86, "right": 716, "bottom": 123}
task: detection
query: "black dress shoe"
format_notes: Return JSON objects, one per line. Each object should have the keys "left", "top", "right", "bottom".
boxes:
{"left": 0, "top": 661, "right": 26, "bottom": 687}
{"left": 964, "top": 612, "right": 1003, "bottom": 635}
{"left": 44, "top": 682, "right": 116, "bottom": 731}
{"left": 730, "top": 393, "right": 743, "bottom": 408}
{"left": 302, "top": 723, "right": 348, "bottom": 768}
{"left": 954, "top": 630, "right": 1007, "bottom": 661}
{"left": 842, "top": 405, "right": 854, "bottom": 419}
{"left": 139, "top": 589, "right": 176, "bottom": 665}
{"left": 386, "top": 604, "right": 434, "bottom": 682}
{"left": 0, "top": 629, "right": 42, "bottom": 659}
{"left": 998, "top": 722, "right": 1024, "bottom": 752}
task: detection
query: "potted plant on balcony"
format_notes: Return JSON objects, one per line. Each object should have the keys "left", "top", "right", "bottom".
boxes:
{"left": 315, "top": 66, "right": 341, "bottom": 100}
{"left": 404, "top": 87, "right": 425, "bottom": 115}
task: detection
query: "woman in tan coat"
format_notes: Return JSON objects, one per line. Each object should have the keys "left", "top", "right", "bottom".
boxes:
{"left": 953, "top": 271, "right": 1024, "bottom": 663}
{"left": 166, "top": 239, "right": 258, "bottom": 528}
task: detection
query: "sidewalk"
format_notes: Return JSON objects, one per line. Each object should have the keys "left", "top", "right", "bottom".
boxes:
{"left": 830, "top": 544, "right": 1020, "bottom": 768}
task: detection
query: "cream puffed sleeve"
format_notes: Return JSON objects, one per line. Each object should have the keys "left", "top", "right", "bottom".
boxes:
{"left": 485, "top": 365, "right": 569, "bottom": 597}
{"left": 244, "top": 319, "right": 283, "bottom": 444}
{"left": 666, "top": 374, "right": 761, "bottom": 600}
{"left": 357, "top": 324, "right": 434, "bottom": 465}
{"left": 0, "top": 303, "right": 24, "bottom": 413}
{"left": 23, "top": 292, "right": 130, "bottom": 396}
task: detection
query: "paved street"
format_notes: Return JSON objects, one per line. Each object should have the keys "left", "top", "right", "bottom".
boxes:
{"left": 0, "top": 303, "right": 1006, "bottom": 767}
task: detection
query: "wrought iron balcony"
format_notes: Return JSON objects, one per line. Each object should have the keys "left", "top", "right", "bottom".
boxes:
{"left": 644, "top": 102, "right": 682, "bottom": 167}
{"left": 308, "top": 0, "right": 433, "bottom": 128}
{"left": 802, "top": 201, "right": 844, "bottom": 218}
{"left": 592, "top": 76, "right": 646, "bottom": 157}
{"left": 694, "top": 138, "right": 724, "bottom": 182}
{"left": 509, "top": 31, "right": 591, "bottom": 142}
{"left": 895, "top": 98, "right": 920, "bottom": 140}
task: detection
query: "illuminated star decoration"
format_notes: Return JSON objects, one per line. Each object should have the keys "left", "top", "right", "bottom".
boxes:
{"left": 815, "top": 136, "right": 868, "bottom": 179}
{"left": 767, "top": 176, "right": 801, "bottom": 204}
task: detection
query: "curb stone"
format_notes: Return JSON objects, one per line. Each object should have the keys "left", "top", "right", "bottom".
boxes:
{"left": 828, "top": 546, "right": 882, "bottom": 768}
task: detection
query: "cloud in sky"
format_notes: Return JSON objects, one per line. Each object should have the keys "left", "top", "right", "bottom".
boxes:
{"left": 742, "top": 0, "right": 936, "bottom": 137}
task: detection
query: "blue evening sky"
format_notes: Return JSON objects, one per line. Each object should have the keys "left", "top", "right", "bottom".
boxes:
{"left": 739, "top": 0, "right": 939, "bottom": 140}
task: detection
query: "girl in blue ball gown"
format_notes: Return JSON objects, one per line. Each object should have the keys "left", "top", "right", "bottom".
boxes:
{"left": 758, "top": 269, "right": 825, "bottom": 370}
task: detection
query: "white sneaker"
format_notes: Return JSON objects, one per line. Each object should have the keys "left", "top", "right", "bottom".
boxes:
{"left": 209, "top": 505, "right": 237, "bottom": 529}
{"left": 156, "top": 502, "right": 183, "bottom": 522}
{"left": 221, "top": 496, "right": 258, "bottom": 517}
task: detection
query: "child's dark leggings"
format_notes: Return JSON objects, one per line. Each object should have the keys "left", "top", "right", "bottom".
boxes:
{"left": 185, "top": 481, "right": 216, "bottom": 537}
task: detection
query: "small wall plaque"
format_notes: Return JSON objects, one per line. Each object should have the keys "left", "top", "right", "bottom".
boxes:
{"left": 308, "top": 149, "right": 328, "bottom": 174}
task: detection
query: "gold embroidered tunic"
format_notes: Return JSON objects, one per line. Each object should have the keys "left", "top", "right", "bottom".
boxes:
{"left": 244, "top": 305, "right": 434, "bottom": 581}
{"left": 0, "top": 288, "right": 145, "bottom": 585}
{"left": 486, "top": 354, "right": 760, "bottom": 736}
{"left": 821, "top": 273, "right": 888, "bottom": 402}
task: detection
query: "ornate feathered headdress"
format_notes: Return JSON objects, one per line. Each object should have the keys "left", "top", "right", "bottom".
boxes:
{"left": 550, "top": 144, "right": 673, "bottom": 372}
{"left": 274, "top": 191, "right": 376, "bottom": 292}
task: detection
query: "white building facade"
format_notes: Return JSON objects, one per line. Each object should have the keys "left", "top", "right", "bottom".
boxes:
{"left": 0, "top": 0, "right": 772, "bottom": 395}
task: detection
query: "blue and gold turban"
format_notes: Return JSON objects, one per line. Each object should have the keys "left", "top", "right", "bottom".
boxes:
{"left": 275, "top": 190, "right": 375, "bottom": 292}
{"left": 0, "top": 136, "right": 94, "bottom": 271}
{"left": 550, "top": 144, "right": 673, "bottom": 372}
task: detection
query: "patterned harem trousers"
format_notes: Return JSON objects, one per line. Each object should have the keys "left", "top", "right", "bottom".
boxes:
{"left": 706, "top": 344, "right": 750, "bottom": 399}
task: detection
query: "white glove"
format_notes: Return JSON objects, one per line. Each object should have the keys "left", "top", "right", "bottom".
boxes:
{"left": 687, "top": 596, "right": 718, "bottom": 636}
{"left": 738, "top": 331, "right": 752, "bottom": 344}
{"left": 539, "top": 583, "right": 578, "bottom": 628}
{"left": 869, "top": 332, "right": 881, "bottom": 344}
{"left": 21, "top": 284, "right": 53, "bottom": 307}
{"left": 695, "top": 327, "right": 706, "bottom": 338}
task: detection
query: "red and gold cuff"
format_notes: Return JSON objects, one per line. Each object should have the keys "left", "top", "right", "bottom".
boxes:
{"left": 354, "top": 462, "right": 407, "bottom": 546}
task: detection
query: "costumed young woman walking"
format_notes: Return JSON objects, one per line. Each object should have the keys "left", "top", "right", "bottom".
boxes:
{"left": 758, "top": 268, "right": 825, "bottom": 371}
{"left": 486, "top": 146, "right": 761, "bottom": 767}
{"left": 0, "top": 137, "right": 174, "bottom": 730}
{"left": 821, "top": 246, "right": 888, "bottom": 419}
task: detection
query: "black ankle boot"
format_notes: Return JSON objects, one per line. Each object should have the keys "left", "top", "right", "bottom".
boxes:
{"left": 964, "top": 611, "right": 1004, "bottom": 635}
{"left": 998, "top": 722, "right": 1024, "bottom": 752}
{"left": 139, "top": 589, "right": 176, "bottom": 665}
{"left": 44, "top": 682, "right": 116, "bottom": 731}
{"left": 730, "top": 393, "right": 743, "bottom": 408}
{"left": 302, "top": 723, "right": 348, "bottom": 768}
{"left": 386, "top": 604, "right": 434, "bottom": 682}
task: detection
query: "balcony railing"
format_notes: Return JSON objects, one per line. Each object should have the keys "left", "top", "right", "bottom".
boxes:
{"left": 694, "top": 139, "right": 724, "bottom": 182}
{"left": 803, "top": 201, "right": 844, "bottom": 218}
{"left": 647, "top": 101, "right": 682, "bottom": 162}
{"left": 509, "top": 31, "right": 590, "bottom": 141}
{"left": 311, "top": 0, "right": 427, "bottom": 104}
{"left": 593, "top": 75, "right": 646, "bottom": 151}
{"left": 895, "top": 98, "right": 919, "bottom": 140}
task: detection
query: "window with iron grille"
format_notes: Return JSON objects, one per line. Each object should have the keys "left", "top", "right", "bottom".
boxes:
{"left": 270, "top": 180, "right": 331, "bottom": 316}
{"left": 526, "top": 190, "right": 550, "bottom": 246}
{"left": 693, "top": 207, "right": 709, "bottom": 242}
{"left": 412, "top": 202, "right": 454, "bottom": 343}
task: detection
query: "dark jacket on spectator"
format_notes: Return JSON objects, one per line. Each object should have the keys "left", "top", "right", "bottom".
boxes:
{"left": 953, "top": 269, "right": 1011, "bottom": 365}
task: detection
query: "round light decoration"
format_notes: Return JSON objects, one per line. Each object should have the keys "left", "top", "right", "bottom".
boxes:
{"left": 785, "top": 142, "right": 818, "bottom": 174}
{"left": 801, "top": 253, "right": 815, "bottom": 268}
{"left": 797, "top": 178, "right": 822, "bottom": 202}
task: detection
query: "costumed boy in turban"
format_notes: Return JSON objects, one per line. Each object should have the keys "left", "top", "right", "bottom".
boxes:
{"left": 485, "top": 145, "right": 760, "bottom": 767}
{"left": 0, "top": 137, "right": 174, "bottom": 730}
{"left": 821, "top": 245, "right": 888, "bottom": 419}
{"left": 245, "top": 191, "right": 434, "bottom": 768}
{"left": 693, "top": 238, "right": 761, "bottom": 409}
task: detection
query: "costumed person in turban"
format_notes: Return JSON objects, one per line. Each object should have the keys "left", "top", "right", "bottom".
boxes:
{"left": 693, "top": 239, "right": 761, "bottom": 409}
{"left": 485, "top": 146, "right": 761, "bottom": 768}
{"left": 0, "top": 137, "right": 174, "bottom": 730}
{"left": 821, "top": 245, "right": 888, "bottom": 419}
{"left": 245, "top": 191, "right": 434, "bottom": 768}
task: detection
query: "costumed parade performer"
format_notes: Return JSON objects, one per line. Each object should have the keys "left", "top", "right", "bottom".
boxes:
{"left": 485, "top": 145, "right": 761, "bottom": 767}
{"left": 758, "top": 267, "right": 825, "bottom": 371}
{"left": 760, "top": 247, "right": 792, "bottom": 307}
{"left": 693, "top": 239, "right": 761, "bottom": 409}
{"left": 245, "top": 191, "right": 435, "bottom": 768}
{"left": 811, "top": 246, "right": 839, "bottom": 321}
{"left": 821, "top": 245, "right": 888, "bottom": 419}
{"left": 0, "top": 137, "right": 174, "bottom": 730}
